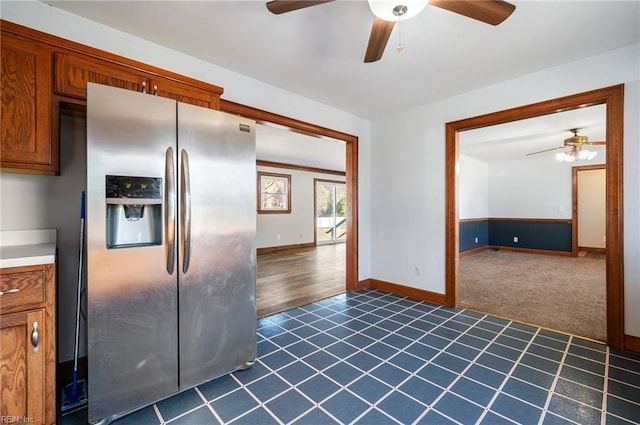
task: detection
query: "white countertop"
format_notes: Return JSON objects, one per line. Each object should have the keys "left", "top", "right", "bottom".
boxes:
{"left": 0, "top": 229, "right": 56, "bottom": 268}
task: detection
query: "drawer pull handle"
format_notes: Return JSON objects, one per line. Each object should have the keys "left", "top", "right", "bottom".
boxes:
{"left": 142, "top": 81, "right": 147, "bottom": 94}
{"left": 0, "top": 288, "right": 19, "bottom": 296}
{"left": 153, "top": 85, "right": 158, "bottom": 96}
{"left": 31, "top": 321, "right": 39, "bottom": 353}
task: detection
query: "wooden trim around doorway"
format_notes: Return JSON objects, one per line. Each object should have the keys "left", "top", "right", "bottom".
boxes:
{"left": 221, "top": 99, "right": 359, "bottom": 292}
{"left": 445, "top": 85, "right": 625, "bottom": 350}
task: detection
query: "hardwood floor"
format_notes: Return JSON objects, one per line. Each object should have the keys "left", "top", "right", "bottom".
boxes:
{"left": 257, "top": 243, "right": 346, "bottom": 318}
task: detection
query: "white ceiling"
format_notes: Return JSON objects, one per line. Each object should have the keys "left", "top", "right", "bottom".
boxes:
{"left": 256, "top": 124, "right": 346, "bottom": 171}
{"left": 460, "top": 104, "right": 607, "bottom": 163}
{"left": 45, "top": 0, "right": 639, "bottom": 120}
{"left": 42, "top": 0, "right": 637, "bottom": 168}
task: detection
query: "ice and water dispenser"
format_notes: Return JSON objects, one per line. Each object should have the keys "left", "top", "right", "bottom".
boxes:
{"left": 105, "top": 175, "right": 162, "bottom": 249}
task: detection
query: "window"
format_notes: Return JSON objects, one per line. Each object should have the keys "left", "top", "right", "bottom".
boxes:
{"left": 315, "top": 179, "right": 346, "bottom": 244}
{"left": 258, "top": 172, "right": 291, "bottom": 214}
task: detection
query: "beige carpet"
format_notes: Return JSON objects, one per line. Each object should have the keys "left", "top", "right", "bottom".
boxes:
{"left": 459, "top": 250, "right": 606, "bottom": 341}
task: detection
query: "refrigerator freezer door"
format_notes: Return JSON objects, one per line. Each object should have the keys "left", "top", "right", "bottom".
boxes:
{"left": 177, "top": 103, "right": 257, "bottom": 389}
{"left": 87, "top": 83, "right": 179, "bottom": 423}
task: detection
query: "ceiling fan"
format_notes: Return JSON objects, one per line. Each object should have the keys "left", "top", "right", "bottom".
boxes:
{"left": 265, "top": 0, "right": 516, "bottom": 63}
{"left": 526, "top": 128, "right": 606, "bottom": 162}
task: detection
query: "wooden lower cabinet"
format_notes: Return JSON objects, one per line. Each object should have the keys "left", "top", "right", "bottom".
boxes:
{"left": 0, "top": 264, "right": 56, "bottom": 425}
{"left": 1, "top": 309, "right": 46, "bottom": 421}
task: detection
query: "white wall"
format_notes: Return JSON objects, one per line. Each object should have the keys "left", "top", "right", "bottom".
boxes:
{"left": 256, "top": 165, "right": 345, "bottom": 248}
{"left": 370, "top": 43, "right": 640, "bottom": 337}
{"left": 0, "top": 0, "right": 371, "bottom": 280}
{"left": 487, "top": 155, "right": 606, "bottom": 219}
{"left": 0, "top": 173, "right": 50, "bottom": 229}
{"left": 459, "top": 154, "right": 489, "bottom": 219}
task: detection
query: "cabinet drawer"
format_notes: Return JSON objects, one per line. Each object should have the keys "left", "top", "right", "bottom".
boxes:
{"left": 0, "top": 268, "right": 45, "bottom": 312}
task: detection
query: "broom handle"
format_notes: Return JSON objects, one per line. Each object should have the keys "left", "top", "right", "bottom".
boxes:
{"left": 73, "top": 191, "right": 85, "bottom": 375}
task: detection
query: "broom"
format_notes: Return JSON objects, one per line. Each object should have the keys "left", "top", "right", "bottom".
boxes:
{"left": 61, "top": 192, "right": 88, "bottom": 412}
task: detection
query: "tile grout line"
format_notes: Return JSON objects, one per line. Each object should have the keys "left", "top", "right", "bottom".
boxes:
{"left": 537, "top": 334, "right": 573, "bottom": 425}
{"left": 194, "top": 386, "right": 227, "bottom": 425}
{"left": 227, "top": 291, "right": 628, "bottom": 425}
{"left": 475, "top": 326, "right": 543, "bottom": 425}
{"left": 152, "top": 404, "right": 165, "bottom": 425}
{"left": 258, "top": 293, "right": 408, "bottom": 424}
{"left": 343, "top": 307, "right": 459, "bottom": 424}
{"left": 277, "top": 296, "right": 470, "bottom": 424}
{"left": 600, "top": 346, "right": 610, "bottom": 425}
{"left": 411, "top": 312, "right": 514, "bottom": 425}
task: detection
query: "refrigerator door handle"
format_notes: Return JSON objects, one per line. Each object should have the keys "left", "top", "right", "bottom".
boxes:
{"left": 165, "top": 146, "right": 176, "bottom": 274}
{"left": 180, "top": 149, "right": 192, "bottom": 274}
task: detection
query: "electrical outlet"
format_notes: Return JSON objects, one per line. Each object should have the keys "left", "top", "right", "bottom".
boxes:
{"left": 276, "top": 234, "right": 281, "bottom": 240}
{"left": 474, "top": 237, "right": 479, "bottom": 243}
{"left": 415, "top": 266, "right": 422, "bottom": 276}
{"left": 513, "top": 236, "right": 518, "bottom": 243}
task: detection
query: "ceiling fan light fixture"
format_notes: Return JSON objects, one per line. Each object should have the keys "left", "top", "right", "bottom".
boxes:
{"left": 556, "top": 150, "right": 576, "bottom": 162}
{"left": 577, "top": 149, "right": 597, "bottom": 161}
{"left": 368, "top": 0, "right": 429, "bottom": 21}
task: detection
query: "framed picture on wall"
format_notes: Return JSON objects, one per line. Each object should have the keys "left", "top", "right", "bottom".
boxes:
{"left": 258, "top": 172, "right": 291, "bottom": 214}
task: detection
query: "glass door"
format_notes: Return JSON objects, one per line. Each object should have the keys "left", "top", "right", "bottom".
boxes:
{"left": 315, "top": 179, "right": 346, "bottom": 244}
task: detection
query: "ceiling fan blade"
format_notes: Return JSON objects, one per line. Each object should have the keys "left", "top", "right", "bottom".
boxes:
{"left": 429, "top": 0, "right": 516, "bottom": 25}
{"left": 526, "top": 146, "right": 565, "bottom": 156}
{"left": 364, "top": 17, "right": 395, "bottom": 63}
{"left": 590, "top": 141, "right": 606, "bottom": 146}
{"left": 266, "top": 0, "right": 334, "bottom": 15}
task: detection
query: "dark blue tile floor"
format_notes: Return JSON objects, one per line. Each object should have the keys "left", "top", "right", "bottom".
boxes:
{"left": 63, "top": 289, "right": 640, "bottom": 424}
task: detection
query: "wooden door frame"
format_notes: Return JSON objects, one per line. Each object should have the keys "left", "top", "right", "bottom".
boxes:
{"left": 445, "top": 85, "right": 625, "bottom": 349}
{"left": 572, "top": 164, "right": 607, "bottom": 256}
{"left": 220, "top": 100, "right": 359, "bottom": 292}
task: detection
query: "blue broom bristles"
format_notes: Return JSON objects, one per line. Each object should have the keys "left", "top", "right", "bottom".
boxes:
{"left": 61, "top": 373, "right": 87, "bottom": 412}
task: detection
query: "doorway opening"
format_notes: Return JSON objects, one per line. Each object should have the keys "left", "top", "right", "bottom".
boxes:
{"left": 445, "top": 85, "right": 625, "bottom": 350}
{"left": 573, "top": 165, "right": 606, "bottom": 257}
{"left": 220, "top": 99, "right": 359, "bottom": 318}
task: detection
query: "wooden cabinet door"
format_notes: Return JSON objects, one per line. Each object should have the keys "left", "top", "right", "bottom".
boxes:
{"left": 0, "top": 309, "right": 45, "bottom": 423}
{"left": 150, "top": 77, "right": 220, "bottom": 109}
{"left": 1, "top": 34, "right": 54, "bottom": 173}
{"left": 54, "top": 52, "right": 147, "bottom": 99}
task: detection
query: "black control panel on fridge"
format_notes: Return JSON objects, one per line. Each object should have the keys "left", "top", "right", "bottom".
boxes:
{"left": 106, "top": 175, "right": 162, "bottom": 200}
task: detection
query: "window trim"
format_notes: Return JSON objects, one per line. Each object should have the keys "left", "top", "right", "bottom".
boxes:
{"left": 257, "top": 171, "right": 292, "bottom": 214}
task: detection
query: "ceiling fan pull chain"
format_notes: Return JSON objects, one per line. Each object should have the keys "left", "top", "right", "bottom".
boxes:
{"left": 396, "top": 17, "right": 404, "bottom": 53}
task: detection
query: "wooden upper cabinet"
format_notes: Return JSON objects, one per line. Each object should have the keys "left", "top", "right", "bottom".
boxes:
{"left": 0, "top": 33, "right": 55, "bottom": 174}
{"left": 55, "top": 52, "right": 222, "bottom": 109}
{"left": 54, "top": 52, "right": 147, "bottom": 99}
{"left": 150, "top": 77, "right": 220, "bottom": 109}
{"left": 0, "top": 20, "right": 225, "bottom": 175}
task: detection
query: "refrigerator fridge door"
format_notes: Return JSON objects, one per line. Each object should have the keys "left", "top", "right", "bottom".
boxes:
{"left": 177, "top": 103, "right": 257, "bottom": 389}
{"left": 87, "top": 83, "right": 178, "bottom": 423}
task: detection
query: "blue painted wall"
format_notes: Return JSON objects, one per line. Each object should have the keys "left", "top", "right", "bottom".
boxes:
{"left": 459, "top": 221, "right": 489, "bottom": 252}
{"left": 460, "top": 219, "right": 572, "bottom": 253}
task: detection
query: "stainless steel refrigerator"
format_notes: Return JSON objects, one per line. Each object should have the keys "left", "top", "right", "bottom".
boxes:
{"left": 86, "top": 83, "right": 257, "bottom": 423}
